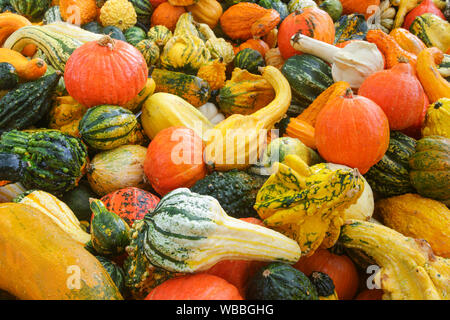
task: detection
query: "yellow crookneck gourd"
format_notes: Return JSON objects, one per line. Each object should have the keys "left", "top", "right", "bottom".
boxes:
{"left": 340, "top": 219, "right": 450, "bottom": 300}
{"left": 204, "top": 65, "right": 291, "bottom": 171}
{"left": 422, "top": 98, "right": 450, "bottom": 138}
{"left": 254, "top": 155, "right": 365, "bottom": 257}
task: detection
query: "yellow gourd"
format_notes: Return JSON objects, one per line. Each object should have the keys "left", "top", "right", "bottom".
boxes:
{"left": 422, "top": 98, "right": 450, "bottom": 138}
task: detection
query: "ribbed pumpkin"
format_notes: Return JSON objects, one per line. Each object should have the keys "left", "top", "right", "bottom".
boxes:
{"left": 315, "top": 89, "right": 390, "bottom": 175}
{"left": 364, "top": 131, "right": 417, "bottom": 198}
{"left": 409, "top": 135, "right": 450, "bottom": 205}
{"left": 358, "top": 60, "right": 427, "bottom": 131}
{"left": 100, "top": 187, "right": 160, "bottom": 227}
{"left": 135, "top": 39, "right": 160, "bottom": 66}
{"left": 143, "top": 127, "right": 207, "bottom": 196}
{"left": 278, "top": 7, "right": 335, "bottom": 60}
{"left": 78, "top": 105, "right": 144, "bottom": 150}
{"left": 64, "top": 35, "right": 148, "bottom": 108}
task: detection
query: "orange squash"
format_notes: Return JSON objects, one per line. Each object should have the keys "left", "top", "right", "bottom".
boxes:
{"left": 340, "top": 0, "right": 380, "bottom": 19}
{"left": 389, "top": 28, "right": 427, "bottom": 56}
{"left": 150, "top": 2, "right": 186, "bottom": 32}
{"left": 59, "top": 0, "right": 97, "bottom": 25}
{"left": 0, "top": 48, "right": 47, "bottom": 81}
{"left": 285, "top": 118, "right": 317, "bottom": 149}
{"left": 0, "top": 203, "right": 123, "bottom": 300}
{"left": 186, "top": 0, "right": 223, "bottom": 29}
{"left": 236, "top": 38, "right": 270, "bottom": 57}
{"left": 0, "top": 13, "right": 36, "bottom": 56}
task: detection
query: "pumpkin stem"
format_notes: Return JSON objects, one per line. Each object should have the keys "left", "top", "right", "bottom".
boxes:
{"left": 434, "top": 101, "right": 442, "bottom": 109}
{"left": 293, "top": 9, "right": 303, "bottom": 16}
{"left": 397, "top": 55, "right": 409, "bottom": 64}
{"left": 343, "top": 88, "right": 354, "bottom": 99}
{"left": 97, "top": 35, "right": 115, "bottom": 50}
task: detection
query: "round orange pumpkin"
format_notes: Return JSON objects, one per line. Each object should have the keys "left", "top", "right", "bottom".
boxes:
{"left": 143, "top": 126, "right": 207, "bottom": 197}
{"left": 64, "top": 36, "right": 148, "bottom": 108}
{"left": 278, "top": 7, "right": 335, "bottom": 60}
{"left": 145, "top": 274, "right": 243, "bottom": 300}
{"left": 358, "top": 61, "right": 427, "bottom": 131}
{"left": 150, "top": 2, "right": 186, "bottom": 32}
{"left": 315, "top": 88, "right": 390, "bottom": 175}
{"left": 355, "top": 289, "right": 384, "bottom": 300}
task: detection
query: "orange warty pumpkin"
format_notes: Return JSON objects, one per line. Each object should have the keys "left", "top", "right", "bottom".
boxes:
{"left": 60, "top": 0, "right": 97, "bottom": 25}
{"left": 294, "top": 249, "right": 360, "bottom": 300}
{"left": 315, "top": 89, "right": 390, "bottom": 175}
{"left": 358, "top": 60, "right": 426, "bottom": 130}
{"left": 150, "top": 2, "right": 186, "bottom": 32}
{"left": 278, "top": 7, "right": 335, "bottom": 60}
{"left": 145, "top": 274, "right": 244, "bottom": 300}
{"left": 64, "top": 36, "right": 148, "bottom": 107}
{"left": 143, "top": 126, "right": 207, "bottom": 196}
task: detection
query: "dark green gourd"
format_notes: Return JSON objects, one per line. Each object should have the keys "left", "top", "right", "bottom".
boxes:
{"left": 0, "top": 72, "right": 61, "bottom": 133}
{"left": 95, "top": 256, "right": 126, "bottom": 294}
{"left": 0, "top": 62, "right": 18, "bottom": 90}
{"left": 0, "top": 129, "right": 88, "bottom": 195}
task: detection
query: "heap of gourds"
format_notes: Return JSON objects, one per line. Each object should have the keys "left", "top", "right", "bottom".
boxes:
{"left": 0, "top": 0, "right": 449, "bottom": 301}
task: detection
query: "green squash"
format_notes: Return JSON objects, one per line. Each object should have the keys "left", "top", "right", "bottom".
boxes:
{"left": 319, "top": 0, "right": 342, "bottom": 22}
{"left": 78, "top": 105, "right": 141, "bottom": 151}
{"left": 287, "top": 0, "right": 317, "bottom": 13}
{"left": 309, "top": 271, "right": 338, "bottom": 300}
{"left": 90, "top": 199, "right": 131, "bottom": 257}
{"left": 102, "top": 26, "right": 126, "bottom": 41}
{"left": 334, "top": 13, "right": 368, "bottom": 44}
{"left": 95, "top": 256, "right": 126, "bottom": 294}
{"left": 365, "top": 131, "right": 417, "bottom": 198}
{"left": 409, "top": 135, "right": 450, "bottom": 205}
{"left": 0, "top": 129, "right": 88, "bottom": 195}
{"left": 258, "top": 0, "right": 289, "bottom": 20}
{"left": 82, "top": 21, "right": 103, "bottom": 34}
{"left": 147, "top": 25, "right": 172, "bottom": 47}
{"left": 129, "top": 0, "right": 152, "bottom": 27}
{"left": 0, "top": 72, "right": 61, "bottom": 133}
{"left": 61, "top": 179, "right": 97, "bottom": 222}
{"left": 233, "top": 48, "right": 265, "bottom": 74}
{"left": 43, "top": 5, "right": 61, "bottom": 24}
{"left": 246, "top": 262, "right": 319, "bottom": 300}
{"left": 10, "top": 0, "right": 50, "bottom": 20}
{"left": 409, "top": 13, "right": 450, "bottom": 53}
{"left": 281, "top": 54, "right": 333, "bottom": 109}
{"left": 0, "top": 63, "right": 18, "bottom": 90}
{"left": 124, "top": 26, "right": 147, "bottom": 46}
{"left": 135, "top": 39, "right": 160, "bottom": 66}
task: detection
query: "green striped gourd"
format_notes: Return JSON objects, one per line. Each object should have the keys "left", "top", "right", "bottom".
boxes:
{"left": 135, "top": 39, "right": 160, "bottom": 66}
{"left": 124, "top": 26, "right": 147, "bottom": 46}
{"left": 233, "top": 48, "right": 265, "bottom": 74}
{"left": 0, "top": 129, "right": 88, "bottom": 195}
{"left": 281, "top": 54, "right": 333, "bottom": 109}
{"left": 0, "top": 72, "right": 61, "bottom": 133}
{"left": 43, "top": 5, "right": 62, "bottom": 24}
{"left": 78, "top": 105, "right": 143, "bottom": 151}
{"left": 364, "top": 131, "right": 417, "bottom": 198}
{"left": 10, "top": 0, "right": 50, "bottom": 20}
{"left": 4, "top": 26, "right": 83, "bottom": 71}
{"left": 147, "top": 25, "right": 172, "bottom": 47}
{"left": 129, "top": 0, "right": 153, "bottom": 26}
{"left": 409, "top": 13, "right": 450, "bottom": 53}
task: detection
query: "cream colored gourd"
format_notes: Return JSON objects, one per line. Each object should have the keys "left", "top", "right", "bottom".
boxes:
{"left": 198, "top": 102, "right": 225, "bottom": 125}
{"left": 42, "top": 22, "right": 103, "bottom": 43}
{"left": 16, "top": 190, "right": 91, "bottom": 244}
{"left": 290, "top": 34, "right": 384, "bottom": 89}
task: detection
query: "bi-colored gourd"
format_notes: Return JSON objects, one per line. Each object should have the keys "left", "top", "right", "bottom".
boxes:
{"left": 0, "top": 48, "right": 47, "bottom": 80}
{"left": 409, "top": 13, "right": 450, "bottom": 53}
{"left": 389, "top": 28, "right": 427, "bottom": 56}
{"left": 422, "top": 98, "right": 450, "bottom": 138}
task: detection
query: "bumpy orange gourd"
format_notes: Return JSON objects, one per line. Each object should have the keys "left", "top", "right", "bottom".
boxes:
{"left": 389, "top": 28, "right": 427, "bottom": 56}
{"left": 60, "top": 0, "right": 97, "bottom": 25}
{"left": 0, "top": 48, "right": 46, "bottom": 80}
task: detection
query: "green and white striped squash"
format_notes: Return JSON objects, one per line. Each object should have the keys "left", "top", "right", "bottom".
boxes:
{"left": 10, "top": 0, "right": 50, "bottom": 20}
{"left": 124, "top": 188, "right": 301, "bottom": 273}
{"left": 135, "top": 39, "right": 160, "bottom": 66}
{"left": 129, "top": 0, "right": 153, "bottom": 26}
{"left": 147, "top": 25, "right": 172, "bottom": 47}
{"left": 4, "top": 26, "right": 82, "bottom": 71}
{"left": 78, "top": 105, "right": 141, "bottom": 151}
{"left": 233, "top": 48, "right": 265, "bottom": 74}
{"left": 124, "top": 26, "right": 147, "bottom": 46}
{"left": 43, "top": 5, "right": 62, "bottom": 24}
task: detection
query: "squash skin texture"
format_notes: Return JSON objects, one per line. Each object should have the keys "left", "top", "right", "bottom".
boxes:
{"left": 375, "top": 193, "right": 450, "bottom": 258}
{"left": 0, "top": 203, "right": 123, "bottom": 300}
{"left": 339, "top": 219, "right": 450, "bottom": 300}
{"left": 422, "top": 98, "right": 450, "bottom": 139}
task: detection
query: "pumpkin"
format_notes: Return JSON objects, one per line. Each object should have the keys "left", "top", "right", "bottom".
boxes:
{"left": 64, "top": 36, "right": 147, "bottom": 108}
{"left": 99, "top": 0, "right": 137, "bottom": 31}
{"left": 186, "top": 0, "right": 222, "bottom": 29}
{"left": 375, "top": 193, "right": 450, "bottom": 258}
{"left": 87, "top": 144, "right": 150, "bottom": 197}
{"left": 263, "top": 28, "right": 278, "bottom": 49}
{"left": 135, "top": 39, "right": 160, "bottom": 66}
{"left": 294, "top": 249, "right": 360, "bottom": 300}
{"left": 356, "top": 289, "right": 383, "bottom": 300}
{"left": 146, "top": 274, "right": 243, "bottom": 300}
{"left": 150, "top": 2, "right": 185, "bottom": 32}
{"left": 59, "top": 0, "right": 97, "bottom": 25}
{"left": 358, "top": 60, "right": 426, "bottom": 131}
{"left": 315, "top": 89, "right": 390, "bottom": 175}
{"left": 0, "top": 48, "right": 47, "bottom": 81}
{"left": 409, "top": 135, "right": 450, "bottom": 205}
{"left": 422, "top": 98, "right": 450, "bottom": 138}
{"left": 416, "top": 47, "right": 450, "bottom": 103}
{"left": 217, "top": 67, "right": 275, "bottom": 117}
{"left": 364, "top": 131, "right": 417, "bottom": 198}
{"left": 143, "top": 126, "right": 206, "bottom": 196}
{"left": 277, "top": 7, "right": 335, "bottom": 60}
{"left": 48, "top": 96, "right": 87, "bottom": 137}
{"left": 0, "top": 203, "right": 123, "bottom": 300}
{"left": 259, "top": 0, "right": 289, "bottom": 21}
{"left": 233, "top": 48, "right": 265, "bottom": 74}
{"left": 339, "top": 0, "right": 380, "bottom": 18}
{"left": 147, "top": 25, "right": 172, "bottom": 47}
{"left": 0, "top": 182, "right": 25, "bottom": 203}
{"left": 219, "top": 3, "right": 280, "bottom": 40}
{"left": 403, "top": 0, "right": 445, "bottom": 30}
{"left": 247, "top": 262, "right": 319, "bottom": 300}
{"left": 129, "top": 0, "right": 153, "bottom": 26}
{"left": 197, "top": 59, "right": 226, "bottom": 91}
{"left": 389, "top": 28, "right": 427, "bottom": 56}
{"left": 400, "top": 93, "right": 429, "bottom": 140}
{"left": 236, "top": 39, "right": 270, "bottom": 58}
{"left": 100, "top": 187, "right": 160, "bottom": 227}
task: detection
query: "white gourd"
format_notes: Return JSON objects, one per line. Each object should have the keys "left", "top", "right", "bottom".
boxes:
{"left": 198, "top": 102, "right": 225, "bottom": 125}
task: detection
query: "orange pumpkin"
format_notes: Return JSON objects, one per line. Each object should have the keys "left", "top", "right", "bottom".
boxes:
{"left": 278, "top": 7, "right": 335, "bottom": 60}
{"left": 340, "top": 0, "right": 380, "bottom": 19}
{"left": 236, "top": 39, "right": 270, "bottom": 57}
{"left": 150, "top": 2, "right": 186, "bottom": 32}
{"left": 145, "top": 274, "right": 243, "bottom": 300}
{"left": 294, "top": 249, "right": 360, "bottom": 300}
{"left": 315, "top": 88, "right": 390, "bottom": 174}
{"left": 59, "top": 0, "right": 97, "bottom": 25}
{"left": 358, "top": 61, "right": 426, "bottom": 130}
{"left": 355, "top": 289, "right": 384, "bottom": 300}
{"left": 400, "top": 93, "right": 429, "bottom": 140}
{"left": 64, "top": 36, "right": 148, "bottom": 108}
{"left": 143, "top": 126, "right": 207, "bottom": 196}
